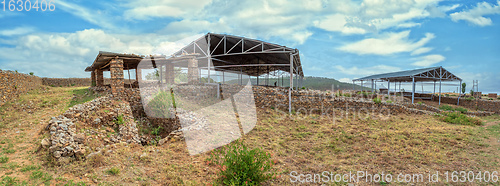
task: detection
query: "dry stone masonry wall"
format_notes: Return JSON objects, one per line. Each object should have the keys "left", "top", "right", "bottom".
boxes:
{"left": 44, "top": 95, "right": 142, "bottom": 162}
{"left": 41, "top": 78, "right": 91, "bottom": 87}
{"left": 0, "top": 70, "right": 42, "bottom": 105}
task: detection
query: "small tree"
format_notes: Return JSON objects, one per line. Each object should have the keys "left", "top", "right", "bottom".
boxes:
{"left": 461, "top": 83, "right": 466, "bottom": 94}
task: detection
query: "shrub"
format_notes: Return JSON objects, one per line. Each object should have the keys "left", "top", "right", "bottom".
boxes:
{"left": 150, "top": 126, "right": 163, "bottom": 136}
{"left": 29, "top": 72, "right": 34, "bottom": 75}
{"left": 373, "top": 98, "right": 381, "bottom": 104}
{"left": 417, "top": 102, "right": 423, "bottom": 105}
{"left": 466, "top": 97, "right": 474, "bottom": 101}
{"left": 147, "top": 91, "right": 176, "bottom": 118}
{"left": 439, "top": 112, "right": 482, "bottom": 126}
{"left": 454, "top": 107, "right": 468, "bottom": 114}
{"left": 0, "top": 176, "right": 19, "bottom": 185}
{"left": 439, "top": 105, "right": 454, "bottom": 111}
{"left": 439, "top": 105, "right": 467, "bottom": 114}
{"left": 0, "top": 156, "right": 8, "bottom": 163}
{"left": 206, "top": 141, "right": 276, "bottom": 185}
{"left": 386, "top": 100, "right": 393, "bottom": 104}
{"left": 114, "top": 114, "right": 124, "bottom": 125}
{"left": 106, "top": 167, "right": 120, "bottom": 175}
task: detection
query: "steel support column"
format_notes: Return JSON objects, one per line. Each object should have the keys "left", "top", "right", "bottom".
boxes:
{"left": 439, "top": 67, "right": 442, "bottom": 105}
{"left": 289, "top": 53, "right": 293, "bottom": 114}
{"left": 458, "top": 80, "right": 462, "bottom": 105}
{"left": 412, "top": 76, "right": 415, "bottom": 104}
{"left": 388, "top": 80, "right": 390, "bottom": 99}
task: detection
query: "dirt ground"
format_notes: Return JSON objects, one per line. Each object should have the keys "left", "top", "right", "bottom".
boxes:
{"left": 1, "top": 86, "right": 499, "bottom": 185}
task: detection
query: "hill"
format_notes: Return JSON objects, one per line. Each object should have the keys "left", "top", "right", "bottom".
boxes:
{"left": 227, "top": 76, "right": 368, "bottom": 91}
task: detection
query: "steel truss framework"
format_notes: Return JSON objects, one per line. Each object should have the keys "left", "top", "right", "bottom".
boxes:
{"left": 353, "top": 66, "right": 463, "bottom": 105}
{"left": 85, "top": 33, "right": 304, "bottom": 113}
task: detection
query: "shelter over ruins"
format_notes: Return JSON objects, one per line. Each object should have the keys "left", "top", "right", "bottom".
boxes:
{"left": 353, "top": 66, "right": 462, "bottom": 105}
{"left": 85, "top": 33, "right": 304, "bottom": 112}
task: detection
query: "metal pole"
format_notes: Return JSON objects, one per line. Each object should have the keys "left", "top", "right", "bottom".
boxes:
{"left": 388, "top": 80, "right": 390, "bottom": 99}
{"left": 240, "top": 67, "right": 242, "bottom": 85}
{"left": 352, "top": 81, "right": 355, "bottom": 93}
{"left": 371, "top": 79, "right": 374, "bottom": 93}
{"left": 289, "top": 53, "right": 293, "bottom": 114}
{"left": 222, "top": 71, "right": 225, "bottom": 84}
{"left": 361, "top": 81, "right": 363, "bottom": 92}
{"left": 412, "top": 76, "right": 415, "bottom": 104}
{"left": 394, "top": 81, "right": 396, "bottom": 96}
{"left": 458, "top": 80, "right": 462, "bottom": 105}
{"left": 207, "top": 34, "right": 211, "bottom": 83}
{"left": 439, "top": 67, "right": 442, "bottom": 105}
{"left": 295, "top": 71, "right": 299, "bottom": 90}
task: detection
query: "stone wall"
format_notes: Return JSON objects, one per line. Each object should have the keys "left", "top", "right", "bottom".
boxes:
{"left": 430, "top": 94, "right": 500, "bottom": 114}
{"left": 0, "top": 70, "right": 42, "bottom": 105}
{"left": 41, "top": 78, "right": 91, "bottom": 87}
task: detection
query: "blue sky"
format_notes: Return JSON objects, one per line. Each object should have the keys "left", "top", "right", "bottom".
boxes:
{"left": 0, "top": 0, "right": 499, "bottom": 93}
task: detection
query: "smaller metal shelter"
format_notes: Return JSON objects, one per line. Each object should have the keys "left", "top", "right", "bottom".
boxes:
{"left": 353, "top": 66, "right": 462, "bottom": 105}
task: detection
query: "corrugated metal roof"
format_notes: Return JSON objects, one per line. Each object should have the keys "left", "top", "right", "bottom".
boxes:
{"left": 353, "top": 66, "right": 462, "bottom": 82}
{"left": 85, "top": 33, "right": 303, "bottom": 77}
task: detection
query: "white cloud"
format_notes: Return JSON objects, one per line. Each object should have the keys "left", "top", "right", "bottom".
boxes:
{"left": 123, "top": 0, "right": 213, "bottom": 20}
{"left": 338, "top": 78, "right": 352, "bottom": 83}
{"left": 0, "top": 29, "right": 200, "bottom": 78}
{"left": 411, "top": 47, "right": 433, "bottom": 55}
{"left": 339, "top": 30, "right": 435, "bottom": 55}
{"left": 57, "top": 0, "right": 116, "bottom": 30}
{"left": 334, "top": 65, "right": 401, "bottom": 76}
{"left": 427, "top": 4, "right": 461, "bottom": 18}
{"left": 315, "top": 0, "right": 455, "bottom": 34}
{"left": 411, "top": 54, "right": 445, "bottom": 67}
{"left": 0, "top": 27, "right": 35, "bottom": 36}
{"left": 450, "top": 0, "right": 500, "bottom": 26}
{"left": 313, "top": 14, "right": 368, "bottom": 34}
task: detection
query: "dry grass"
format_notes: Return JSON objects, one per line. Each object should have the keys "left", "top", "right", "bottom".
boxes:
{"left": 0, "top": 86, "right": 499, "bottom": 185}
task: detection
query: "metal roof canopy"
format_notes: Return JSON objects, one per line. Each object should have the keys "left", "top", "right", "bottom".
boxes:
{"left": 85, "top": 33, "right": 303, "bottom": 77}
{"left": 85, "top": 51, "right": 146, "bottom": 72}
{"left": 353, "top": 66, "right": 461, "bottom": 82}
{"left": 170, "top": 33, "right": 303, "bottom": 77}
{"left": 352, "top": 66, "right": 462, "bottom": 105}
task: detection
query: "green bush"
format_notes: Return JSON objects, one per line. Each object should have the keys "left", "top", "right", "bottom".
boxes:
{"left": 466, "top": 97, "right": 474, "bottom": 101}
{"left": 29, "top": 72, "right": 34, "bottom": 75}
{"left": 147, "top": 91, "right": 176, "bottom": 118}
{"left": 106, "top": 167, "right": 120, "bottom": 175}
{"left": 417, "top": 101, "right": 423, "bottom": 105}
{"left": 373, "top": 98, "right": 381, "bottom": 104}
{"left": 0, "top": 156, "right": 8, "bottom": 163}
{"left": 439, "top": 105, "right": 454, "bottom": 111}
{"left": 439, "top": 112, "right": 482, "bottom": 126}
{"left": 207, "top": 141, "right": 276, "bottom": 185}
{"left": 439, "top": 105, "right": 468, "bottom": 114}
{"left": 386, "top": 100, "right": 393, "bottom": 104}
{"left": 454, "top": 107, "right": 468, "bottom": 114}
{"left": 0, "top": 176, "right": 19, "bottom": 186}
{"left": 150, "top": 126, "right": 162, "bottom": 136}
{"left": 114, "top": 114, "right": 124, "bottom": 125}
